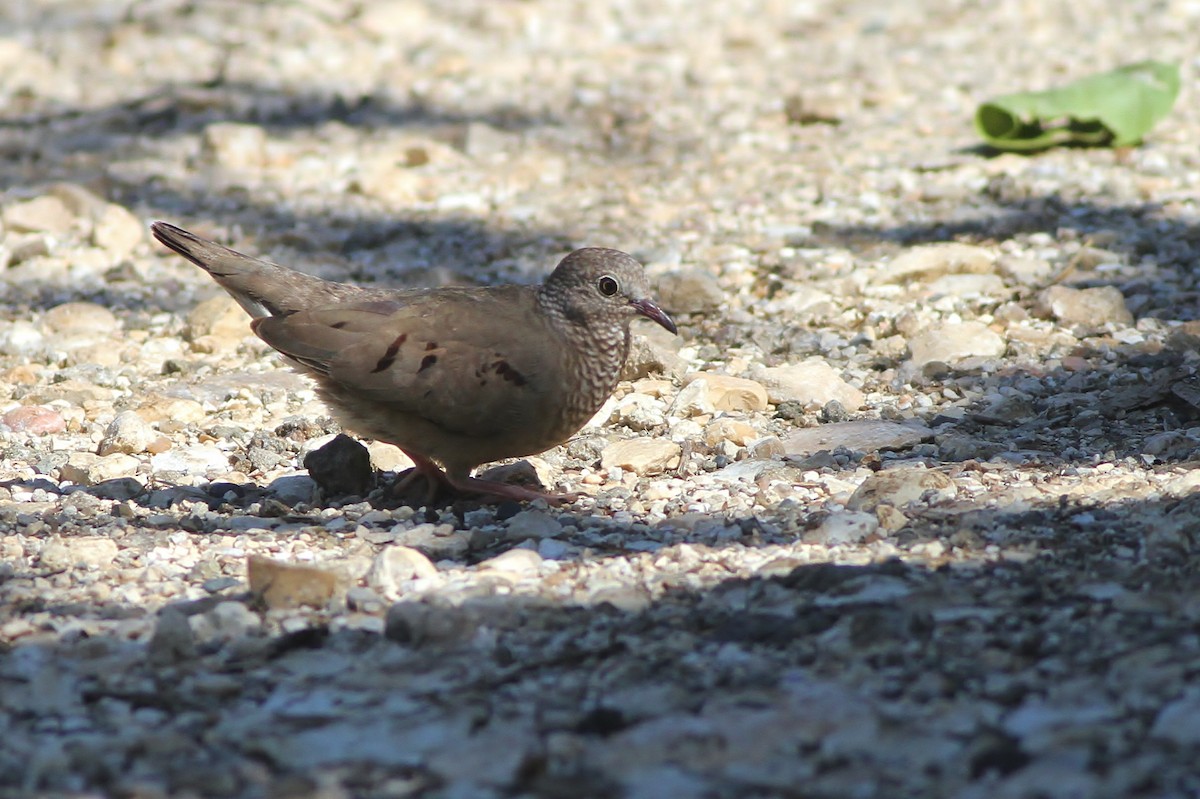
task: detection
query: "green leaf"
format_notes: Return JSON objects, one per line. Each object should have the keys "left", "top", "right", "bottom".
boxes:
{"left": 975, "top": 61, "right": 1180, "bottom": 152}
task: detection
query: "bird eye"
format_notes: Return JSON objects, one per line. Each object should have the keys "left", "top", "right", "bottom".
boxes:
{"left": 598, "top": 275, "right": 619, "bottom": 296}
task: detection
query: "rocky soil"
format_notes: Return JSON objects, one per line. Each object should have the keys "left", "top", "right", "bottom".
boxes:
{"left": 2, "top": 1, "right": 1200, "bottom": 797}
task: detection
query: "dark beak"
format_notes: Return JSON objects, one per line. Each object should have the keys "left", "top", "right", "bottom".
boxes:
{"left": 630, "top": 298, "right": 677, "bottom": 335}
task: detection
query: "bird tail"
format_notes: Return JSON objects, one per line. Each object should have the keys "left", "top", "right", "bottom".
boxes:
{"left": 150, "top": 222, "right": 354, "bottom": 318}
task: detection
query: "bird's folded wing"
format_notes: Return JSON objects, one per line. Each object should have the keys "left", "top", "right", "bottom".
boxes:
{"left": 252, "top": 298, "right": 554, "bottom": 439}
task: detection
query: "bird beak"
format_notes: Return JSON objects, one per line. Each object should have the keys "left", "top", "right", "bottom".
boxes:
{"left": 630, "top": 298, "right": 678, "bottom": 335}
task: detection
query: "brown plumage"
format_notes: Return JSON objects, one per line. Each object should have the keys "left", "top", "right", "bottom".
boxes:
{"left": 151, "top": 222, "right": 677, "bottom": 502}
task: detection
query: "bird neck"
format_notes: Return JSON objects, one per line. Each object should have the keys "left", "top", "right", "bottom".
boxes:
{"left": 536, "top": 288, "right": 631, "bottom": 423}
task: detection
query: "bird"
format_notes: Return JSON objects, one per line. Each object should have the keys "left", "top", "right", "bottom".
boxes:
{"left": 150, "top": 222, "right": 678, "bottom": 503}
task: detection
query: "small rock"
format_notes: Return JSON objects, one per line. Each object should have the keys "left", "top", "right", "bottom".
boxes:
{"left": 368, "top": 441, "right": 415, "bottom": 472}
{"left": 40, "top": 302, "right": 118, "bottom": 336}
{"left": 676, "top": 374, "right": 769, "bottom": 415}
{"left": 85, "top": 477, "right": 145, "bottom": 501}
{"left": 246, "top": 555, "right": 339, "bottom": 610}
{"left": 346, "top": 585, "right": 386, "bottom": 612}
{"left": 706, "top": 375, "right": 770, "bottom": 412}
{"left": 151, "top": 444, "right": 231, "bottom": 479}
{"left": 1035, "top": 285, "right": 1133, "bottom": 329}
{"left": 782, "top": 420, "right": 932, "bottom": 456}
{"left": 63, "top": 341, "right": 125, "bottom": 368}
{"left": 0, "top": 321, "right": 46, "bottom": 357}
{"left": 368, "top": 545, "right": 439, "bottom": 599}
{"left": 655, "top": 270, "right": 724, "bottom": 313}
{"left": 784, "top": 91, "right": 847, "bottom": 125}
{"left": 3, "top": 194, "right": 78, "bottom": 236}
{"left": 875, "top": 243, "right": 996, "bottom": 284}
{"left": 907, "top": 321, "right": 1006, "bottom": 370}
{"left": 4, "top": 364, "right": 42, "bottom": 384}
{"left": 137, "top": 396, "right": 207, "bottom": 425}
{"left": 749, "top": 436, "right": 786, "bottom": 459}
{"left": 847, "top": 468, "right": 957, "bottom": 511}
{"left": 60, "top": 452, "right": 140, "bottom": 485}
{"left": 754, "top": 359, "right": 865, "bottom": 409}
{"left": 201, "top": 122, "right": 269, "bottom": 171}
{"left": 462, "top": 121, "right": 516, "bottom": 158}
{"left": 5, "top": 233, "right": 49, "bottom": 265}
{"left": 356, "top": 0, "right": 431, "bottom": 38}
{"left": 91, "top": 202, "right": 144, "bottom": 259}
{"left": 996, "top": 255, "right": 1055, "bottom": 286}
{"left": 668, "top": 378, "right": 716, "bottom": 417}
{"left": 925, "top": 273, "right": 1008, "bottom": 297}
{"left": 600, "top": 439, "right": 682, "bottom": 475}
{"left": 875, "top": 504, "right": 908, "bottom": 532}
{"left": 505, "top": 508, "right": 563, "bottom": 540}
{"left": 190, "top": 601, "right": 261, "bottom": 644}
{"left": 350, "top": 156, "right": 428, "bottom": 207}
{"left": 97, "top": 410, "right": 168, "bottom": 455}
{"left": 708, "top": 459, "right": 778, "bottom": 483}
{"left": 804, "top": 511, "right": 879, "bottom": 545}
{"left": 38, "top": 535, "right": 119, "bottom": 570}
{"left": 537, "top": 538, "right": 573, "bottom": 559}
{"left": 478, "top": 547, "right": 544, "bottom": 574}
{"left": 1151, "top": 689, "right": 1200, "bottom": 746}
{"left": 704, "top": 418, "right": 758, "bottom": 447}
{"left": 185, "top": 295, "right": 250, "bottom": 352}
{"left": 266, "top": 474, "right": 317, "bottom": 506}
{"left": 587, "top": 584, "right": 651, "bottom": 611}
{"left": 395, "top": 523, "right": 470, "bottom": 559}
{"left": 614, "top": 393, "right": 667, "bottom": 431}
{"left": 304, "top": 434, "right": 373, "bottom": 497}
{"left": 2, "top": 405, "right": 65, "bottom": 435}
{"left": 385, "top": 601, "right": 481, "bottom": 646}
{"left": 476, "top": 459, "right": 554, "bottom": 491}
{"left": 623, "top": 325, "right": 686, "bottom": 380}
{"left": 148, "top": 608, "right": 196, "bottom": 664}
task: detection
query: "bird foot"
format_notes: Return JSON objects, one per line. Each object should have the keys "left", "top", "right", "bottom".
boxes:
{"left": 445, "top": 475, "right": 578, "bottom": 505}
{"left": 389, "top": 451, "right": 575, "bottom": 505}
{"left": 388, "top": 455, "right": 455, "bottom": 506}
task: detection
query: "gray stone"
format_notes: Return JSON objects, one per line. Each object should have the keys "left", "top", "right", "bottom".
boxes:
{"left": 505, "top": 509, "right": 563, "bottom": 540}
{"left": 875, "top": 243, "right": 996, "bottom": 284}
{"left": 1036, "top": 285, "right": 1133, "bottom": 329}
{"left": 368, "top": 545, "right": 439, "bottom": 599}
{"left": 753, "top": 359, "right": 865, "bottom": 409}
{"left": 847, "top": 468, "right": 957, "bottom": 511}
{"left": 654, "top": 270, "right": 725, "bottom": 313}
{"left": 782, "top": 420, "right": 932, "bottom": 456}
{"left": 267, "top": 474, "right": 318, "bottom": 506}
{"left": 303, "top": 434, "right": 373, "bottom": 497}
{"left": 907, "top": 321, "right": 1006, "bottom": 370}
{"left": 97, "top": 410, "right": 164, "bottom": 456}
{"left": 38, "top": 535, "right": 119, "bottom": 570}
{"left": 804, "top": 510, "right": 879, "bottom": 545}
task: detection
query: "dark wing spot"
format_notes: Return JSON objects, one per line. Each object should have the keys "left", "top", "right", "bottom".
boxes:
{"left": 493, "top": 360, "right": 527, "bottom": 386}
{"left": 418, "top": 354, "right": 438, "bottom": 372}
{"left": 425, "top": 341, "right": 438, "bottom": 350}
{"left": 331, "top": 321, "right": 349, "bottom": 330}
{"left": 371, "top": 332, "right": 408, "bottom": 373}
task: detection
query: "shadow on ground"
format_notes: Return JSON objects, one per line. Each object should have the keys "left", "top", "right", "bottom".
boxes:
{"left": 2, "top": 482, "right": 1198, "bottom": 796}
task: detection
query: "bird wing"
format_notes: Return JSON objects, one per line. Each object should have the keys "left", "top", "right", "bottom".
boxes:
{"left": 251, "top": 290, "right": 561, "bottom": 440}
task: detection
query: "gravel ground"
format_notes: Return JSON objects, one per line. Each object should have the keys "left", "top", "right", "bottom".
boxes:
{"left": 2, "top": 1, "right": 1200, "bottom": 797}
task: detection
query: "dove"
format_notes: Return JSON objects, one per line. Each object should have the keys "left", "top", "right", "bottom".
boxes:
{"left": 151, "top": 222, "right": 677, "bottom": 503}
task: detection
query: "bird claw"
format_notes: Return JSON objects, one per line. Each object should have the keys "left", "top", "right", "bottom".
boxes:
{"left": 388, "top": 451, "right": 575, "bottom": 506}
{"left": 446, "top": 476, "right": 578, "bottom": 505}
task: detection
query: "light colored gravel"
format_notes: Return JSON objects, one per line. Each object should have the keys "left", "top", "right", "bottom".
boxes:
{"left": 2, "top": 1, "right": 1200, "bottom": 797}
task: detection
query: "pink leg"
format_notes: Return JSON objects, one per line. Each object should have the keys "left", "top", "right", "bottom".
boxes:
{"left": 443, "top": 473, "right": 578, "bottom": 505}
{"left": 391, "top": 450, "right": 455, "bottom": 505}
{"left": 390, "top": 448, "right": 576, "bottom": 505}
